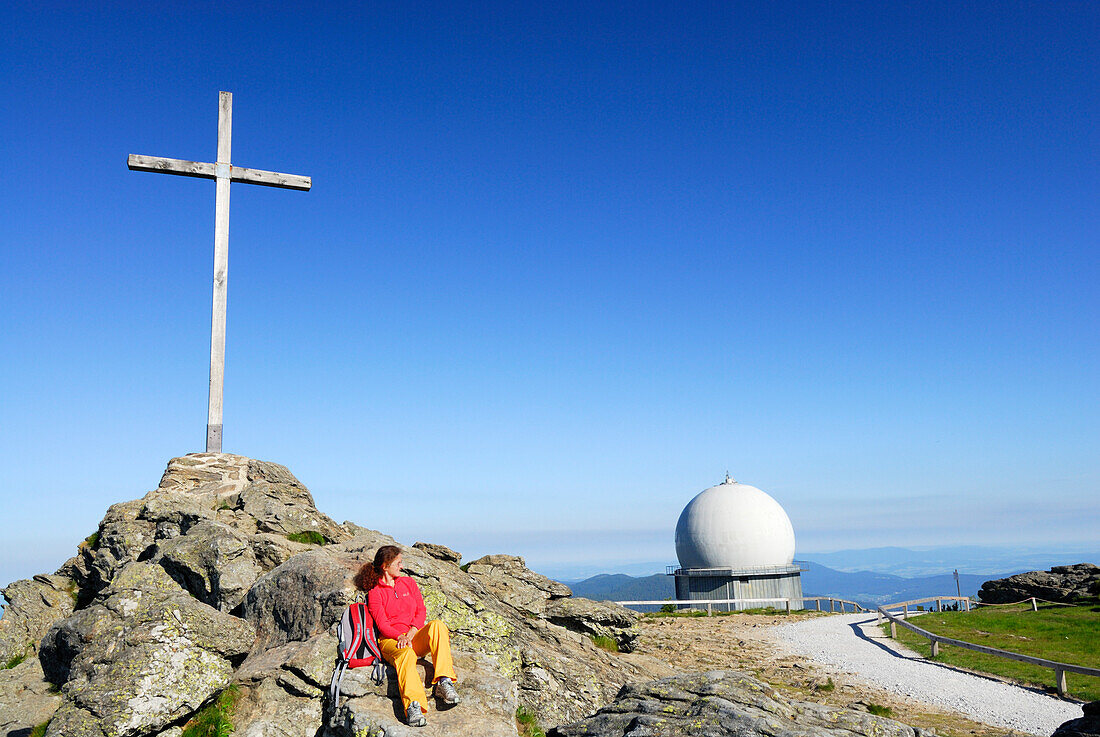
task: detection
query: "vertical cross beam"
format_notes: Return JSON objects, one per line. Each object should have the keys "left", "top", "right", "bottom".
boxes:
{"left": 128, "top": 91, "right": 310, "bottom": 454}
{"left": 208, "top": 91, "right": 232, "bottom": 453}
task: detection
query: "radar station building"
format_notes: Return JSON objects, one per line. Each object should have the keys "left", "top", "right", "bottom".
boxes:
{"left": 671, "top": 475, "right": 803, "bottom": 612}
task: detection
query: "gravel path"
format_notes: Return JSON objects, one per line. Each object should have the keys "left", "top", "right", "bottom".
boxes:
{"left": 772, "top": 613, "right": 1082, "bottom": 736}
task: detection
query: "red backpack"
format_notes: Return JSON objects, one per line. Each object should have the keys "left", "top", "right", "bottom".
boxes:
{"left": 328, "top": 601, "right": 385, "bottom": 718}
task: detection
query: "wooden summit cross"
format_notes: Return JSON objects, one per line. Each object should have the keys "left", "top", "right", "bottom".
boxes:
{"left": 129, "top": 91, "right": 311, "bottom": 453}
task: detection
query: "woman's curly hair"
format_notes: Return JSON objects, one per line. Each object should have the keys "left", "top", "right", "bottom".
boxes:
{"left": 354, "top": 544, "right": 401, "bottom": 591}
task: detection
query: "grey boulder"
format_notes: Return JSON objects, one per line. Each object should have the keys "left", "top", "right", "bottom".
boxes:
{"left": 39, "top": 562, "right": 255, "bottom": 737}
{"left": 549, "top": 670, "right": 935, "bottom": 737}
{"left": 0, "top": 574, "right": 75, "bottom": 665}
{"left": 979, "top": 563, "right": 1100, "bottom": 604}
{"left": 0, "top": 656, "right": 62, "bottom": 736}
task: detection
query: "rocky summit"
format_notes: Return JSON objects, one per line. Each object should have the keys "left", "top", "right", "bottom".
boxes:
{"left": 979, "top": 563, "right": 1100, "bottom": 605}
{"left": 0, "top": 454, "right": 672, "bottom": 737}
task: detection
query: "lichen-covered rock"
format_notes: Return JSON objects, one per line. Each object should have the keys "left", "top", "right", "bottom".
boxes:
{"left": 241, "top": 549, "right": 353, "bottom": 651}
{"left": 39, "top": 562, "right": 255, "bottom": 737}
{"left": 0, "top": 655, "right": 62, "bottom": 736}
{"left": 335, "top": 651, "right": 518, "bottom": 737}
{"left": 154, "top": 520, "right": 262, "bottom": 612}
{"left": 465, "top": 554, "right": 572, "bottom": 616}
{"left": 979, "top": 563, "right": 1100, "bottom": 604}
{"left": 548, "top": 670, "right": 936, "bottom": 737}
{"left": 55, "top": 454, "right": 352, "bottom": 608}
{"left": 545, "top": 596, "right": 640, "bottom": 653}
{"left": 232, "top": 677, "right": 323, "bottom": 737}
{"left": 413, "top": 541, "right": 462, "bottom": 564}
{"left": 0, "top": 574, "right": 75, "bottom": 664}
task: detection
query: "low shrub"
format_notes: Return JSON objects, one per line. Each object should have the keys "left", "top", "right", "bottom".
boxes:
{"left": 2, "top": 651, "right": 27, "bottom": 670}
{"left": 590, "top": 635, "right": 619, "bottom": 652}
{"left": 29, "top": 722, "right": 49, "bottom": 737}
{"left": 285, "top": 531, "right": 326, "bottom": 546}
{"left": 516, "top": 705, "right": 546, "bottom": 737}
{"left": 182, "top": 685, "right": 240, "bottom": 737}
{"left": 867, "top": 703, "right": 894, "bottom": 718}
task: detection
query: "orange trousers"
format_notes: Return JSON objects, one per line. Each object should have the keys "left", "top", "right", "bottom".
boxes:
{"left": 378, "top": 619, "right": 458, "bottom": 712}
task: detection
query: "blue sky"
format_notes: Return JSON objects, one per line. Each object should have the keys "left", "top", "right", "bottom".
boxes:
{"left": 1, "top": 2, "right": 1097, "bottom": 587}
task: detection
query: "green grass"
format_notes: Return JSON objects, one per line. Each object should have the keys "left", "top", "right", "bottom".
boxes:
{"left": 516, "top": 705, "right": 546, "bottom": 737}
{"left": 867, "top": 703, "right": 894, "bottom": 718}
{"left": 83, "top": 531, "right": 100, "bottom": 550}
{"left": 590, "top": 635, "right": 620, "bottom": 652}
{"left": 285, "top": 531, "right": 326, "bottom": 546}
{"left": 816, "top": 677, "right": 835, "bottom": 692}
{"left": 29, "top": 722, "right": 49, "bottom": 737}
{"left": 881, "top": 602, "right": 1100, "bottom": 700}
{"left": 2, "top": 651, "right": 27, "bottom": 669}
{"left": 182, "top": 685, "right": 239, "bottom": 737}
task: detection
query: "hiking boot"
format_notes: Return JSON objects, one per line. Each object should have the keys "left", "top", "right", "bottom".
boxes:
{"left": 406, "top": 701, "right": 426, "bottom": 727}
{"left": 434, "top": 676, "right": 460, "bottom": 705}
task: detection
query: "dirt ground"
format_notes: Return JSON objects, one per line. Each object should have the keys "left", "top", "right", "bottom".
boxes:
{"left": 633, "top": 613, "right": 1025, "bottom": 737}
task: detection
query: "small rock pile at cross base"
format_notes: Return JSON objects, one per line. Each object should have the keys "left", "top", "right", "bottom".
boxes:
{"left": 0, "top": 455, "right": 671, "bottom": 737}
{"left": 979, "top": 563, "right": 1100, "bottom": 604}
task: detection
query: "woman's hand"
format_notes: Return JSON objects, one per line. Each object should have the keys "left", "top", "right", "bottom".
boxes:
{"left": 397, "top": 627, "right": 418, "bottom": 649}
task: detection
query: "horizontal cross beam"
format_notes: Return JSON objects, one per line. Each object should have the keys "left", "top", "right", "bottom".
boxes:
{"left": 127, "top": 154, "right": 311, "bottom": 191}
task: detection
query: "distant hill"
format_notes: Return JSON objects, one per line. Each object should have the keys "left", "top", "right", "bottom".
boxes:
{"left": 568, "top": 561, "right": 1019, "bottom": 609}
{"left": 802, "top": 545, "right": 1099, "bottom": 578}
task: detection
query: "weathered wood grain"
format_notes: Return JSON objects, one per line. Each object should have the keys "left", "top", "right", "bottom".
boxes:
{"left": 129, "top": 90, "right": 311, "bottom": 453}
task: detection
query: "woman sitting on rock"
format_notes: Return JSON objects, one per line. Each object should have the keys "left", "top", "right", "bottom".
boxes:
{"left": 356, "top": 544, "right": 460, "bottom": 727}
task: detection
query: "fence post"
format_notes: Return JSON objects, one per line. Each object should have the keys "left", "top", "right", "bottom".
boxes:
{"left": 903, "top": 603, "right": 908, "bottom": 619}
{"left": 930, "top": 639, "right": 939, "bottom": 657}
{"left": 936, "top": 599, "right": 942, "bottom": 613}
{"left": 964, "top": 598, "right": 970, "bottom": 612}
{"left": 785, "top": 599, "right": 791, "bottom": 614}
{"left": 890, "top": 620, "right": 897, "bottom": 638}
{"left": 706, "top": 602, "right": 712, "bottom": 617}
{"left": 1031, "top": 598, "right": 1038, "bottom": 612}
{"left": 830, "top": 599, "right": 835, "bottom": 613}
{"left": 1055, "top": 668, "right": 1067, "bottom": 695}
{"left": 816, "top": 599, "right": 821, "bottom": 612}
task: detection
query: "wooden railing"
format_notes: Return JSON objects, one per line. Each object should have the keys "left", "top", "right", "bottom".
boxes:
{"left": 616, "top": 597, "right": 796, "bottom": 614}
{"left": 615, "top": 597, "right": 868, "bottom": 615}
{"left": 877, "top": 597, "right": 1100, "bottom": 695}
{"left": 802, "top": 597, "right": 869, "bottom": 613}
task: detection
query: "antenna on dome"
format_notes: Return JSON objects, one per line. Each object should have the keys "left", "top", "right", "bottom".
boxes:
{"left": 724, "top": 471, "right": 732, "bottom": 483}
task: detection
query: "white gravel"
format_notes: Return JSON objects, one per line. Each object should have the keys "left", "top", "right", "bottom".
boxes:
{"left": 772, "top": 613, "right": 1083, "bottom": 736}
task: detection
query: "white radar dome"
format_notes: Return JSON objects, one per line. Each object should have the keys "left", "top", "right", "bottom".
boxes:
{"left": 675, "top": 476, "right": 796, "bottom": 569}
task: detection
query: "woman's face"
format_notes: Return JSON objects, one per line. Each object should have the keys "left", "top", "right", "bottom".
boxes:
{"left": 384, "top": 553, "right": 403, "bottom": 578}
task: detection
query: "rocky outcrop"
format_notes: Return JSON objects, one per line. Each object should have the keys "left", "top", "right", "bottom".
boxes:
{"left": 1054, "top": 700, "right": 1100, "bottom": 737}
{"left": 979, "top": 563, "right": 1100, "bottom": 604}
{"left": 0, "top": 656, "right": 61, "bottom": 737}
{"left": 39, "top": 562, "right": 255, "bottom": 737}
{"left": 0, "top": 574, "right": 75, "bottom": 665}
{"left": 548, "top": 670, "right": 935, "bottom": 737}
{"left": 2, "top": 453, "right": 676, "bottom": 737}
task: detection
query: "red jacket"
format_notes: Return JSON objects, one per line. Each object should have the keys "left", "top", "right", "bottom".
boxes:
{"left": 367, "top": 576, "right": 427, "bottom": 641}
